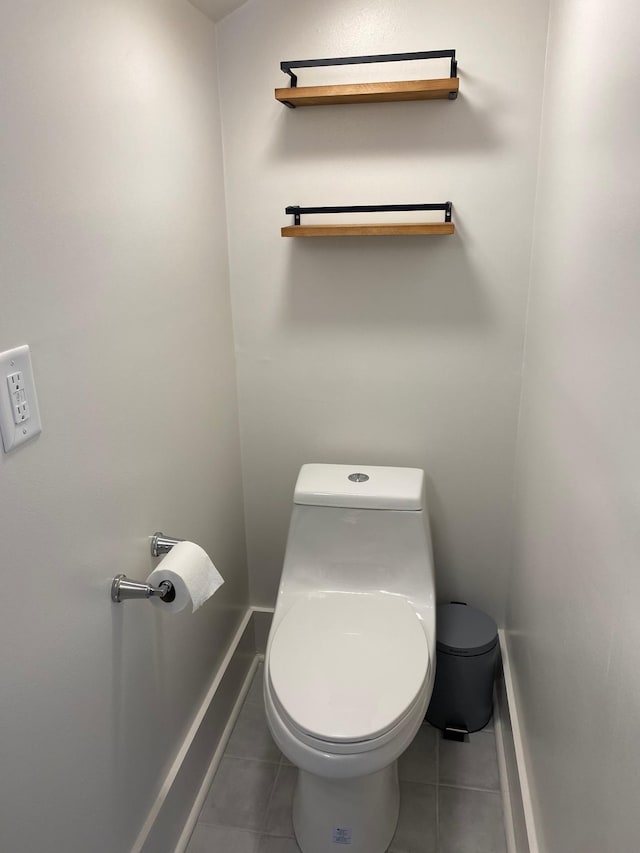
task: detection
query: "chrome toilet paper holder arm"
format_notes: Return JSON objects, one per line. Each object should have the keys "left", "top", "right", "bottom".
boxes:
{"left": 110, "top": 532, "right": 182, "bottom": 604}
{"left": 150, "top": 531, "right": 183, "bottom": 557}
{"left": 111, "top": 574, "right": 176, "bottom": 603}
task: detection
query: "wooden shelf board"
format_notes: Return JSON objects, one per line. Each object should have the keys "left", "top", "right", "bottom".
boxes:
{"left": 275, "top": 78, "right": 459, "bottom": 107}
{"left": 282, "top": 223, "right": 455, "bottom": 238}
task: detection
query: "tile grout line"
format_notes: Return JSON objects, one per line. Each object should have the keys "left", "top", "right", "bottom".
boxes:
{"left": 238, "top": 666, "right": 283, "bottom": 846}
{"left": 438, "top": 781, "right": 502, "bottom": 794}
{"left": 195, "top": 818, "right": 262, "bottom": 836}
{"left": 223, "top": 752, "right": 283, "bottom": 766}
{"left": 260, "top": 759, "right": 284, "bottom": 838}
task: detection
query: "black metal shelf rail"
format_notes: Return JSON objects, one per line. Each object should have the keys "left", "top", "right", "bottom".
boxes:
{"left": 285, "top": 203, "right": 453, "bottom": 226}
{"left": 280, "top": 49, "right": 457, "bottom": 96}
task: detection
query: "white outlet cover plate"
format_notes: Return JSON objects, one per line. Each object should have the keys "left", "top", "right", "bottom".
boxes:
{"left": 0, "top": 345, "right": 42, "bottom": 452}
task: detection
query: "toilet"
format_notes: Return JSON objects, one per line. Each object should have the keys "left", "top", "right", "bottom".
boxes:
{"left": 264, "top": 463, "right": 436, "bottom": 853}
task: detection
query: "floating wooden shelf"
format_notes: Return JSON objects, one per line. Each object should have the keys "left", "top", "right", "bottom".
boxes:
{"left": 282, "top": 204, "right": 455, "bottom": 238}
{"left": 276, "top": 78, "right": 459, "bottom": 108}
{"left": 277, "top": 49, "right": 458, "bottom": 108}
{"left": 282, "top": 222, "right": 455, "bottom": 238}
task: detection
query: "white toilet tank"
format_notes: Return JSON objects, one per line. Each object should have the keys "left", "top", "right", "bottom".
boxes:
{"left": 277, "top": 464, "right": 435, "bottom": 614}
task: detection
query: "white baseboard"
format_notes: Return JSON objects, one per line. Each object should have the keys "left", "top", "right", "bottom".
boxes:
{"left": 497, "top": 629, "right": 540, "bottom": 853}
{"left": 493, "top": 686, "right": 518, "bottom": 853}
{"left": 131, "top": 607, "right": 265, "bottom": 853}
{"left": 172, "top": 608, "right": 274, "bottom": 850}
{"left": 174, "top": 653, "right": 263, "bottom": 852}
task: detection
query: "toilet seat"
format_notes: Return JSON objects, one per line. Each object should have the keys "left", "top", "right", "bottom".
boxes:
{"left": 268, "top": 592, "right": 429, "bottom": 745}
{"left": 267, "top": 673, "right": 429, "bottom": 756}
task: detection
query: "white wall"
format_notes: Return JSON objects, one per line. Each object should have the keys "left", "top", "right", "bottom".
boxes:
{"left": 507, "top": 0, "right": 640, "bottom": 849}
{"left": 217, "top": 0, "right": 550, "bottom": 616}
{"left": 0, "top": 3, "right": 248, "bottom": 852}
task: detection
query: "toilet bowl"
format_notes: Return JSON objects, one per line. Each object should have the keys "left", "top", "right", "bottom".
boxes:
{"left": 264, "top": 464, "right": 436, "bottom": 853}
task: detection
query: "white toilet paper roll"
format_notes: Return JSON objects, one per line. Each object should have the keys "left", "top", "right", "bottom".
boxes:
{"left": 146, "top": 541, "right": 224, "bottom": 614}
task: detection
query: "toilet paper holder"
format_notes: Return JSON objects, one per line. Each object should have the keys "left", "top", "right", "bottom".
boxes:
{"left": 110, "top": 532, "right": 182, "bottom": 604}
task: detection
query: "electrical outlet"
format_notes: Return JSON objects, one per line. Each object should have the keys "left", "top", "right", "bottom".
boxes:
{"left": 0, "top": 345, "right": 42, "bottom": 452}
{"left": 7, "top": 371, "right": 25, "bottom": 393}
{"left": 14, "top": 400, "right": 30, "bottom": 424}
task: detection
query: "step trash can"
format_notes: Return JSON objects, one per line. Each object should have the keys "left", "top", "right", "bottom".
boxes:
{"left": 426, "top": 602, "right": 499, "bottom": 739}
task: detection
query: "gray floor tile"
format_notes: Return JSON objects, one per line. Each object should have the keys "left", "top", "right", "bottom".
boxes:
{"left": 187, "top": 823, "right": 258, "bottom": 853}
{"left": 192, "top": 672, "right": 507, "bottom": 853}
{"left": 226, "top": 700, "right": 282, "bottom": 763}
{"left": 264, "top": 765, "right": 297, "bottom": 838}
{"left": 246, "top": 663, "right": 264, "bottom": 706}
{"left": 199, "top": 757, "right": 279, "bottom": 831}
{"left": 438, "top": 731, "right": 500, "bottom": 791}
{"left": 439, "top": 787, "right": 506, "bottom": 853}
{"left": 399, "top": 723, "right": 438, "bottom": 785}
{"left": 388, "top": 781, "right": 437, "bottom": 853}
{"left": 256, "top": 837, "right": 301, "bottom": 853}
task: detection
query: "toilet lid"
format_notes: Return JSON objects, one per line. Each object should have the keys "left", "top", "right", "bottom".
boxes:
{"left": 269, "top": 592, "right": 429, "bottom": 743}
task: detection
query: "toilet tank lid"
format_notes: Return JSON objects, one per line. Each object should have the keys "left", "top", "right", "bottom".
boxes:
{"left": 294, "top": 464, "right": 425, "bottom": 510}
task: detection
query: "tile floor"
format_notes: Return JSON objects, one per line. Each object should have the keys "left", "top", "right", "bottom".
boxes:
{"left": 187, "top": 662, "right": 507, "bottom": 853}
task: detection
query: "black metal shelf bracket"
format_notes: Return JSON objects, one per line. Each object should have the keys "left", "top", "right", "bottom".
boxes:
{"left": 280, "top": 50, "right": 458, "bottom": 106}
{"left": 285, "top": 203, "right": 453, "bottom": 226}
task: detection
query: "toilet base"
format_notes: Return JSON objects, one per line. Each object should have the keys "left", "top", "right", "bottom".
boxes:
{"left": 292, "top": 762, "right": 400, "bottom": 853}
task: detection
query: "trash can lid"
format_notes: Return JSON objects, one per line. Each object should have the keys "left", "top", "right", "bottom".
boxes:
{"left": 436, "top": 602, "right": 498, "bottom": 656}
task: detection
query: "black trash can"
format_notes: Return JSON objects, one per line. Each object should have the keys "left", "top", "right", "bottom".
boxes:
{"left": 426, "top": 602, "right": 498, "bottom": 737}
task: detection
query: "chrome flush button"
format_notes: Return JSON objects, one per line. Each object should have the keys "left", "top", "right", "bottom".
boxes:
{"left": 348, "top": 473, "right": 370, "bottom": 483}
